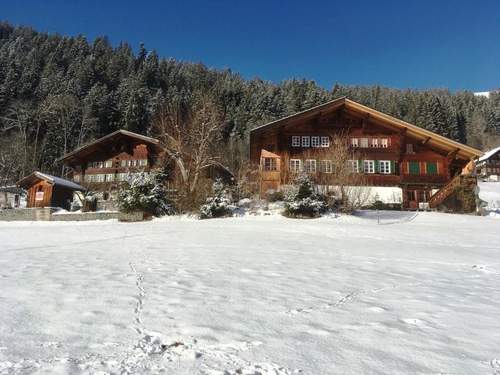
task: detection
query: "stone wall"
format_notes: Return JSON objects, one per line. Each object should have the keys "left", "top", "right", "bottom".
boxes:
{"left": 0, "top": 207, "right": 57, "bottom": 221}
{"left": 0, "top": 208, "right": 149, "bottom": 222}
{"left": 51, "top": 211, "right": 121, "bottom": 221}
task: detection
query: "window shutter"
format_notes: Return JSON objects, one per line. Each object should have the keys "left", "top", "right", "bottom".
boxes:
{"left": 357, "top": 160, "right": 362, "bottom": 172}
{"left": 374, "top": 160, "right": 379, "bottom": 173}
{"left": 391, "top": 161, "right": 396, "bottom": 174}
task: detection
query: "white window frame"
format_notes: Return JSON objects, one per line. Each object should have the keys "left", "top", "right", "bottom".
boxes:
{"left": 139, "top": 159, "right": 148, "bottom": 167}
{"left": 351, "top": 138, "right": 359, "bottom": 148}
{"left": 379, "top": 160, "right": 391, "bottom": 174}
{"left": 320, "top": 136, "right": 330, "bottom": 147}
{"left": 364, "top": 160, "right": 375, "bottom": 174}
{"left": 311, "top": 136, "right": 320, "bottom": 148}
{"left": 291, "top": 136, "right": 301, "bottom": 147}
{"left": 305, "top": 159, "right": 317, "bottom": 173}
{"left": 380, "top": 138, "right": 389, "bottom": 148}
{"left": 105, "top": 160, "right": 113, "bottom": 168}
{"left": 301, "top": 136, "right": 310, "bottom": 147}
{"left": 371, "top": 138, "right": 379, "bottom": 148}
{"left": 348, "top": 160, "right": 359, "bottom": 173}
{"left": 320, "top": 160, "right": 333, "bottom": 173}
{"left": 360, "top": 138, "right": 369, "bottom": 148}
{"left": 105, "top": 173, "right": 114, "bottom": 182}
{"left": 289, "top": 159, "right": 302, "bottom": 172}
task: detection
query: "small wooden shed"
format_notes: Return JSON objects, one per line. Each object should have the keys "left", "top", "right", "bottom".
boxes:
{"left": 17, "top": 171, "right": 86, "bottom": 210}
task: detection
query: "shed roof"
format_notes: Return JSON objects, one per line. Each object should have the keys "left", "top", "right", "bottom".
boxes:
{"left": 17, "top": 171, "right": 86, "bottom": 191}
{"left": 251, "top": 97, "right": 482, "bottom": 160}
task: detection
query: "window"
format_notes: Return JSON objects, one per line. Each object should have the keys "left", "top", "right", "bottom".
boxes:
{"left": 73, "top": 174, "right": 80, "bottom": 182}
{"left": 379, "top": 160, "right": 391, "bottom": 174}
{"left": 364, "top": 160, "right": 375, "bottom": 174}
{"left": 105, "top": 174, "right": 114, "bottom": 182}
{"left": 351, "top": 138, "right": 359, "bottom": 148}
{"left": 426, "top": 162, "right": 438, "bottom": 175}
{"left": 371, "top": 138, "right": 379, "bottom": 148}
{"left": 305, "top": 159, "right": 317, "bottom": 173}
{"left": 120, "top": 160, "right": 127, "bottom": 167}
{"left": 263, "top": 158, "right": 277, "bottom": 171}
{"left": 380, "top": 138, "right": 389, "bottom": 148}
{"left": 320, "top": 160, "right": 333, "bottom": 173}
{"left": 320, "top": 136, "right": 330, "bottom": 147}
{"left": 406, "top": 144, "right": 414, "bottom": 154}
{"left": 105, "top": 160, "right": 113, "bottom": 168}
{"left": 289, "top": 159, "right": 302, "bottom": 172}
{"left": 360, "top": 138, "right": 369, "bottom": 148}
{"left": 291, "top": 136, "right": 301, "bottom": 147}
{"left": 117, "top": 173, "right": 128, "bottom": 181}
{"left": 311, "top": 136, "right": 320, "bottom": 147}
{"left": 139, "top": 159, "right": 148, "bottom": 167}
{"left": 348, "top": 160, "right": 359, "bottom": 173}
{"left": 409, "top": 161, "right": 420, "bottom": 175}
{"left": 301, "top": 136, "right": 310, "bottom": 147}
{"left": 98, "top": 162, "right": 104, "bottom": 169}
{"left": 407, "top": 190, "right": 416, "bottom": 201}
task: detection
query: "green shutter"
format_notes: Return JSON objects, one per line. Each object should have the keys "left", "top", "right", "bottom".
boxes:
{"left": 427, "top": 162, "right": 437, "bottom": 175}
{"left": 409, "top": 161, "right": 420, "bottom": 175}
{"left": 391, "top": 161, "right": 396, "bottom": 174}
{"left": 357, "top": 160, "right": 362, "bottom": 173}
{"left": 374, "top": 160, "right": 379, "bottom": 173}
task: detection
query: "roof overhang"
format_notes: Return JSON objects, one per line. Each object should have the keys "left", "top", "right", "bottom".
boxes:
{"left": 17, "top": 171, "right": 86, "bottom": 191}
{"left": 58, "top": 129, "right": 161, "bottom": 165}
{"left": 250, "top": 97, "right": 482, "bottom": 161}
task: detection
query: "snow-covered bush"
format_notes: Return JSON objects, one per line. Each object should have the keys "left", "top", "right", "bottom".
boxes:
{"left": 118, "top": 171, "right": 173, "bottom": 216}
{"left": 283, "top": 174, "right": 327, "bottom": 218}
{"left": 199, "top": 179, "right": 235, "bottom": 219}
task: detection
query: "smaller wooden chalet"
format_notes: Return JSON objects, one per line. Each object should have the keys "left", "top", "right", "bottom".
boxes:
{"left": 17, "top": 171, "right": 86, "bottom": 210}
{"left": 477, "top": 146, "right": 500, "bottom": 180}
{"left": 59, "top": 129, "right": 163, "bottom": 188}
{"left": 58, "top": 129, "right": 167, "bottom": 210}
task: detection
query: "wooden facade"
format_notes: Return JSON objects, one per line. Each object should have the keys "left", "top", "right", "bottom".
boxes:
{"left": 59, "top": 130, "right": 165, "bottom": 193}
{"left": 250, "top": 97, "right": 482, "bottom": 209}
{"left": 17, "top": 172, "right": 86, "bottom": 210}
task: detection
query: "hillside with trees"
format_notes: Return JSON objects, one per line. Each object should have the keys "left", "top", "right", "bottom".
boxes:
{"left": 1, "top": 22, "right": 499, "bottom": 184}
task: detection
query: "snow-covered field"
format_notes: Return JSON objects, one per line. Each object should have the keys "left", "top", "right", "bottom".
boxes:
{"left": 0, "top": 212, "right": 499, "bottom": 374}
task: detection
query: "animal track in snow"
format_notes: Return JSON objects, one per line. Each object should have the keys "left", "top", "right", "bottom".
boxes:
{"left": 491, "top": 358, "right": 500, "bottom": 375}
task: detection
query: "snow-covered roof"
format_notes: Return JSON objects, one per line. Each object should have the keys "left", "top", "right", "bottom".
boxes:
{"left": 17, "top": 171, "right": 86, "bottom": 191}
{"left": 478, "top": 146, "right": 500, "bottom": 162}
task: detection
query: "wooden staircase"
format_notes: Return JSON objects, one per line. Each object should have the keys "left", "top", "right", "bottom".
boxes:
{"left": 428, "top": 174, "right": 477, "bottom": 209}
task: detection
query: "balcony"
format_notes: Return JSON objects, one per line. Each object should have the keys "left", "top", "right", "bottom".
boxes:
{"left": 401, "top": 174, "right": 448, "bottom": 185}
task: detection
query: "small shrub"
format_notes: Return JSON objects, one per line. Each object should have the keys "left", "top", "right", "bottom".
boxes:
{"left": 267, "top": 190, "right": 284, "bottom": 202}
{"left": 118, "top": 171, "right": 174, "bottom": 216}
{"left": 283, "top": 174, "right": 327, "bottom": 218}
{"left": 199, "top": 179, "right": 235, "bottom": 219}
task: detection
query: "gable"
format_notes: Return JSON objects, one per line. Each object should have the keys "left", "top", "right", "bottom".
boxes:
{"left": 251, "top": 97, "right": 482, "bottom": 161}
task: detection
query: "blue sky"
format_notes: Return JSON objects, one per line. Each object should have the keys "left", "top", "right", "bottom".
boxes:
{"left": 2, "top": 0, "right": 499, "bottom": 91}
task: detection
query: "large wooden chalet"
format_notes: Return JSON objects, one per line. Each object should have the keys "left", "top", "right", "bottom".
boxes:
{"left": 250, "top": 97, "right": 482, "bottom": 210}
